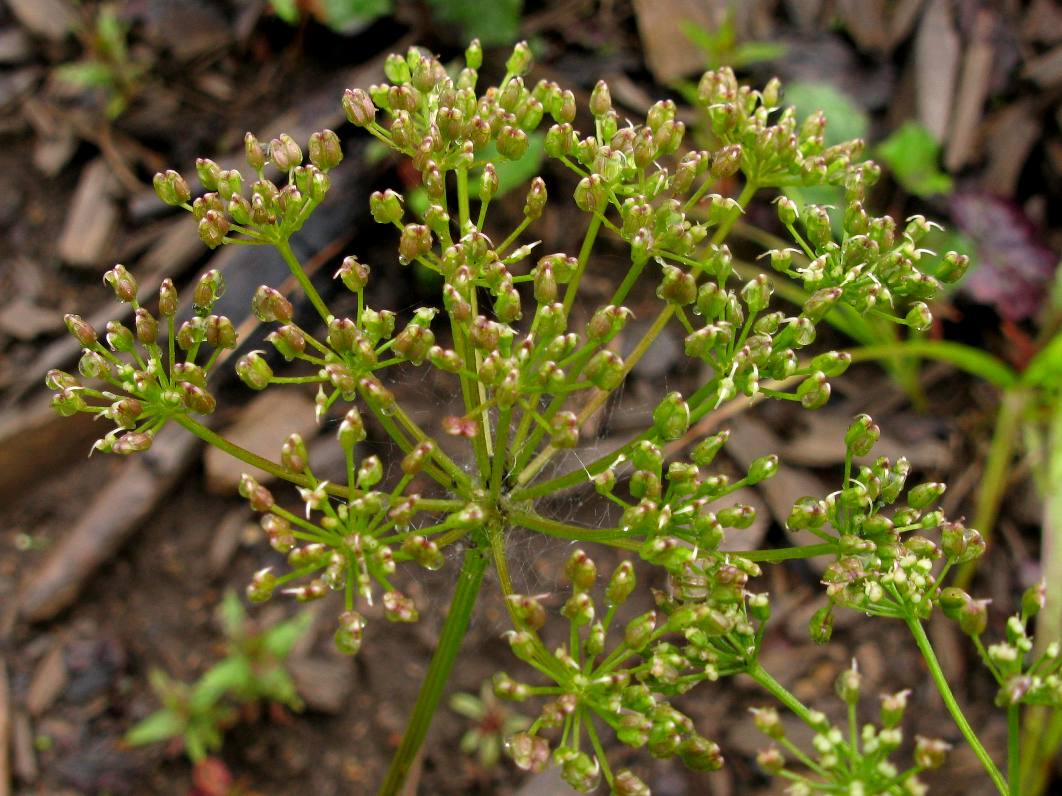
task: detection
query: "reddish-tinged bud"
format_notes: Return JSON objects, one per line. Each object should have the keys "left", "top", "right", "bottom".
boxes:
{"left": 585, "top": 350, "right": 625, "bottom": 390}
{"left": 269, "top": 133, "right": 302, "bottom": 171}
{"left": 180, "top": 383, "right": 216, "bottom": 415}
{"left": 497, "top": 125, "right": 529, "bottom": 160}
{"left": 158, "top": 279, "right": 178, "bottom": 317}
{"left": 565, "top": 549, "right": 597, "bottom": 590}
{"left": 196, "top": 158, "right": 221, "bottom": 191}
{"left": 589, "top": 80, "right": 611, "bottom": 116}
{"left": 507, "top": 732, "right": 548, "bottom": 772}
{"left": 308, "top": 129, "right": 343, "bottom": 171}
{"left": 64, "top": 314, "right": 98, "bottom": 347}
{"left": 197, "top": 210, "right": 229, "bottom": 249}
{"left": 334, "top": 611, "right": 365, "bottom": 655}
{"left": 251, "top": 285, "right": 293, "bottom": 323}
{"left": 239, "top": 473, "right": 274, "bottom": 511}
{"left": 236, "top": 351, "right": 272, "bottom": 390}
{"left": 247, "top": 567, "right": 276, "bottom": 603}
{"left": 914, "top": 736, "right": 951, "bottom": 769}
{"left": 383, "top": 591, "right": 419, "bottom": 622}
{"left": 523, "top": 177, "right": 547, "bottom": 220}
{"left": 398, "top": 223, "right": 432, "bottom": 263}
{"left": 103, "top": 264, "right": 137, "bottom": 303}
{"left": 335, "top": 255, "right": 370, "bottom": 292}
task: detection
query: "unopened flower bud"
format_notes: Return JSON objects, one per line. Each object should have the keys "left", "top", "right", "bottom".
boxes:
{"left": 251, "top": 285, "right": 293, "bottom": 323}
{"left": 845, "top": 413, "right": 879, "bottom": 456}
{"left": 507, "top": 732, "right": 548, "bottom": 772}
{"left": 65, "top": 314, "right": 98, "bottom": 347}
{"left": 625, "top": 611, "right": 657, "bottom": 650}
{"left": 334, "top": 611, "right": 365, "bottom": 655}
{"left": 524, "top": 177, "right": 547, "bottom": 220}
{"left": 238, "top": 473, "right": 274, "bottom": 511}
{"left": 103, "top": 264, "right": 137, "bottom": 303}
{"left": 880, "top": 689, "right": 910, "bottom": 728}
{"left": 236, "top": 351, "right": 272, "bottom": 390}
{"left": 153, "top": 170, "right": 190, "bottom": 206}
{"left": 505, "top": 40, "right": 533, "bottom": 76}
{"left": 247, "top": 567, "right": 276, "bottom": 603}
{"left": 747, "top": 454, "right": 779, "bottom": 484}
{"left": 836, "top": 662, "right": 861, "bottom": 704}
{"left": 914, "top": 736, "right": 951, "bottom": 769}
{"left": 937, "top": 251, "right": 970, "bottom": 283}
{"left": 308, "top": 129, "right": 343, "bottom": 171}
{"left": 342, "top": 88, "right": 377, "bottom": 127}
{"left": 399, "top": 223, "right": 432, "bottom": 263}
{"left": 679, "top": 735, "right": 724, "bottom": 772}
{"left": 652, "top": 392, "right": 690, "bottom": 440}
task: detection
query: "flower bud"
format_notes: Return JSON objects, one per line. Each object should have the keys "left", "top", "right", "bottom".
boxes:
{"left": 652, "top": 392, "right": 690, "bottom": 440}
{"left": 625, "top": 611, "right": 657, "bottom": 650}
{"left": 679, "top": 735, "right": 723, "bottom": 772}
{"left": 197, "top": 210, "right": 229, "bottom": 249}
{"left": 308, "top": 129, "right": 343, "bottom": 171}
{"left": 153, "top": 170, "right": 190, "bottom": 206}
{"left": 747, "top": 454, "right": 779, "bottom": 484}
{"left": 775, "top": 196, "right": 798, "bottom": 226}
{"left": 914, "top": 736, "right": 951, "bottom": 769}
{"left": 342, "top": 88, "right": 376, "bottom": 127}
{"left": 907, "top": 482, "right": 945, "bottom": 509}
{"left": 505, "top": 40, "right": 533, "bottom": 76}
{"left": 399, "top": 223, "right": 432, "bottom": 263}
{"left": 507, "top": 732, "right": 548, "bottom": 772}
{"left": 103, "top": 264, "right": 138, "bottom": 303}
{"left": 937, "top": 251, "right": 970, "bottom": 283}
{"left": 787, "top": 496, "right": 826, "bottom": 530}
{"left": 906, "top": 301, "right": 933, "bottom": 332}
{"left": 844, "top": 413, "right": 879, "bottom": 456}
{"left": 65, "top": 314, "right": 98, "bottom": 347}
{"left": 402, "top": 535, "right": 444, "bottom": 570}
{"left": 585, "top": 350, "right": 625, "bottom": 390}
{"left": 523, "top": 177, "right": 547, "bottom": 220}
{"left": 958, "top": 598, "right": 989, "bottom": 636}
{"left": 809, "top": 603, "right": 834, "bottom": 644}
{"left": 334, "top": 611, "right": 365, "bottom": 655}
{"left": 835, "top": 662, "right": 861, "bottom": 704}
{"left": 691, "top": 431, "right": 728, "bottom": 467}
{"left": 251, "top": 285, "right": 293, "bottom": 323}
{"left": 383, "top": 591, "right": 419, "bottom": 623}
{"left": 756, "top": 746, "right": 785, "bottom": 774}
{"left": 880, "top": 689, "right": 909, "bottom": 728}
{"left": 497, "top": 125, "right": 529, "bottom": 160}
{"left": 238, "top": 473, "right": 274, "bottom": 512}
{"left": 236, "top": 351, "right": 272, "bottom": 390}
{"left": 247, "top": 567, "right": 276, "bottom": 603}
{"left": 613, "top": 769, "right": 650, "bottom": 796}
{"left": 401, "top": 440, "right": 435, "bottom": 475}
{"left": 657, "top": 265, "right": 696, "bottom": 305}
{"left": 561, "top": 751, "right": 600, "bottom": 792}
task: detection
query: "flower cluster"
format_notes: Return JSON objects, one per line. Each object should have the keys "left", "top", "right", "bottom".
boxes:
{"left": 752, "top": 662, "right": 949, "bottom": 795}
{"left": 48, "top": 266, "right": 232, "bottom": 454}
{"left": 496, "top": 550, "right": 734, "bottom": 793}
{"left": 786, "top": 414, "right": 985, "bottom": 630}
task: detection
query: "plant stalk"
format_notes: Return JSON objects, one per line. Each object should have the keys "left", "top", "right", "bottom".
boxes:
{"left": 377, "top": 542, "right": 489, "bottom": 796}
{"left": 905, "top": 616, "right": 1009, "bottom": 794}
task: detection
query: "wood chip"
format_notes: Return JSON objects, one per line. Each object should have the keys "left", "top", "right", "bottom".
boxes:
{"left": 837, "top": 0, "right": 888, "bottom": 53}
{"left": 203, "top": 390, "right": 319, "bottom": 494}
{"left": 982, "top": 101, "right": 1041, "bottom": 196}
{"left": 18, "top": 424, "right": 200, "bottom": 623}
{"left": 1024, "top": 44, "right": 1062, "bottom": 88}
{"left": 6, "top": 0, "right": 75, "bottom": 42}
{"left": 632, "top": 0, "right": 721, "bottom": 83}
{"left": 26, "top": 644, "right": 66, "bottom": 717}
{"left": 0, "top": 299, "right": 63, "bottom": 340}
{"left": 10, "top": 712, "right": 36, "bottom": 785}
{"left": 56, "top": 159, "right": 121, "bottom": 270}
{"left": 945, "top": 9, "right": 996, "bottom": 171}
{"left": 914, "top": 0, "right": 960, "bottom": 141}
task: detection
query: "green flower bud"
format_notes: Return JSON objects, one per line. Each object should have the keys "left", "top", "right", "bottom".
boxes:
{"left": 236, "top": 351, "right": 272, "bottom": 390}
{"left": 308, "top": 129, "right": 343, "bottom": 171}
{"left": 679, "top": 735, "right": 724, "bottom": 772}
{"left": 497, "top": 125, "right": 529, "bottom": 160}
{"left": 907, "top": 482, "right": 945, "bottom": 509}
{"left": 612, "top": 769, "right": 650, "bottom": 796}
{"left": 747, "top": 454, "right": 779, "bottom": 484}
{"left": 523, "top": 177, "right": 547, "bottom": 220}
{"left": 787, "top": 496, "right": 826, "bottom": 530}
{"left": 505, "top": 40, "right": 533, "bottom": 76}
{"left": 625, "top": 610, "right": 657, "bottom": 650}
{"left": 844, "top": 414, "right": 879, "bottom": 456}
{"left": 652, "top": 392, "right": 690, "bottom": 440}
{"left": 152, "top": 169, "right": 190, "bottom": 206}
{"left": 937, "top": 251, "right": 970, "bottom": 283}
{"left": 1022, "top": 581, "right": 1046, "bottom": 619}
{"left": 334, "top": 611, "right": 365, "bottom": 655}
{"left": 809, "top": 603, "right": 834, "bottom": 644}
{"left": 549, "top": 411, "right": 579, "bottom": 448}
{"left": 756, "top": 746, "right": 785, "bottom": 774}
{"left": 357, "top": 454, "right": 383, "bottom": 489}
{"left": 565, "top": 549, "right": 598, "bottom": 590}
{"left": 238, "top": 473, "right": 274, "bottom": 512}
{"left": 589, "top": 79, "right": 612, "bottom": 116}
{"left": 585, "top": 350, "right": 625, "bottom": 390}
{"left": 906, "top": 301, "right": 932, "bottom": 332}
{"left": 691, "top": 431, "right": 728, "bottom": 467}
{"left": 399, "top": 223, "right": 432, "bottom": 263}
{"left": 958, "top": 598, "right": 989, "bottom": 636}
{"left": 342, "top": 88, "right": 377, "bottom": 127}
{"left": 657, "top": 265, "right": 697, "bottom": 305}
{"left": 561, "top": 591, "right": 595, "bottom": 625}
{"left": 247, "top": 567, "right": 276, "bottom": 603}
{"left": 751, "top": 706, "right": 784, "bottom": 739}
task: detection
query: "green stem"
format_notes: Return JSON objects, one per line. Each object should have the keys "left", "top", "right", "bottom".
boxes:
{"left": 955, "top": 388, "right": 1026, "bottom": 590}
{"left": 175, "top": 414, "right": 306, "bottom": 486}
{"left": 746, "top": 662, "right": 819, "bottom": 729}
{"left": 277, "top": 239, "right": 331, "bottom": 324}
{"left": 507, "top": 510, "right": 638, "bottom": 549}
{"left": 1008, "top": 705, "right": 1021, "bottom": 796}
{"left": 904, "top": 616, "right": 1009, "bottom": 794}
{"left": 377, "top": 543, "right": 489, "bottom": 796}
{"left": 562, "top": 212, "right": 603, "bottom": 316}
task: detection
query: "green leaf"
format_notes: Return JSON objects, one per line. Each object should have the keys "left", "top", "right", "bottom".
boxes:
{"left": 848, "top": 340, "right": 1018, "bottom": 390}
{"left": 318, "top": 0, "right": 393, "bottom": 31}
{"left": 217, "top": 590, "right": 246, "bottom": 642}
{"left": 1023, "top": 331, "right": 1062, "bottom": 392}
{"left": 783, "top": 81, "right": 868, "bottom": 148}
{"left": 268, "top": 0, "right": 300, "bottom": 24}
{"left": 876, "top": 121, "right": 953, "bottom": 198}
{"left": 54, "top": 62, "right": 118, "bottom": 90}
{"left": 191, "top": 658, "right": 250, "bottom": 711}
{"left": 261, "top": 610, "right": 312, "bottom": 659}
{"left": 449, "top": 691, "right": 486, "bottom": 719}
{"left": 426, "top": 0, "right": 522, "bottom": 46}
{"left": 473, "top": 132, "right": 545, "bottom": 200}
{"left": 125, "top": 709, "right": 186, "bottom": 747}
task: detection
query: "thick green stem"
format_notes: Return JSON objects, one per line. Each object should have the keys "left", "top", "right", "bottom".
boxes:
{"left": 276, "top": 239, "right": 332, "bottom": 324}
{"left": 905, "top": 616, "right": 1009, "bottom": 794}
{"left": 746, "top": 662, "right": 819, "bottom": 729}
{"left": 562, "top": 212, "right": 603, "bottom": 315}
{"left": 507, "top": 510, "right": 638, "bottom": 549}
{"left": 377, "top": 543, "right": 489, "bottom": 796}
{"left": 1008, "top": 705, "right": 1021, "bottom": 796}
{"left": 955, "top": 388, "right": 1026, "bottom": 589}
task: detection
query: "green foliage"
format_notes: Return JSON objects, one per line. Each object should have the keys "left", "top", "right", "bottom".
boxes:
{"left": 427, "top": 0, "right": 523, "bottom": 46}
{"left": 269, "top": 0, "right": 393, "bottom": 31}
{"left": 125, "top": 593, "right": 310, "bottom": 762}
{"left": 876, "top": 121, "right": 953, "bottom": 198}
{"left": 680, "top": 16, "right": 786, "bottom": 70}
